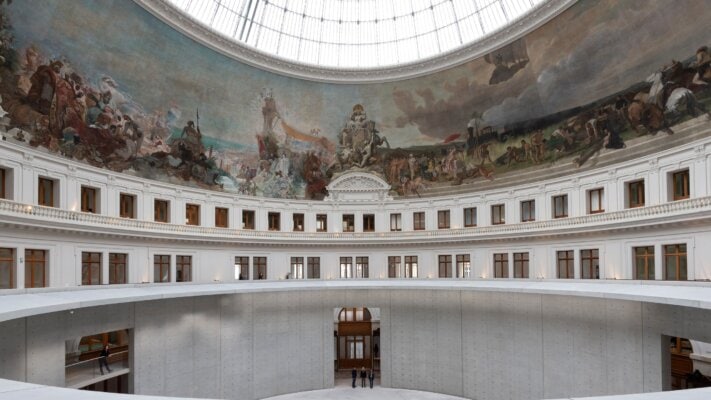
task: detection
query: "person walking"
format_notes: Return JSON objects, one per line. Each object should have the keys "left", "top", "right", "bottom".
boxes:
{"left": 351, "top": 367, "right": 357, "bottom": 388}
{"left": 360, "top": 366, "right": 367, "bottom": 388}
{"left": 368, "top": 369, "right": 375, "bottom": 388}
{"left": 99, "top": 345, "right": 112, "bottom": 375}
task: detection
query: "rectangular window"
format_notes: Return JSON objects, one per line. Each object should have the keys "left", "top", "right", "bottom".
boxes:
{"left": 108, "top": 253, "right": 127, "bottom": 284}
{"left": 0, "top": 248, "right": 16, "bottom": 289}
{"left": 0, "top": 168, "right": 5, "bottom": 199}
{"left": 456, "top": 254, "right": 470, "bottom": 278}
{"left": 316, "top": 214, "right": 328, "bottom": 232}
{"left": 521, "top": 200, "right": 535, "bottom": 222}
{"left": 438, "top": 255, "right": 452, "bottom": 278}
{"left": 413, "top": 212, "right": 425, "bottom": 230}
{"left": 154, "top": 254, "right": 170, "bottom": 283}
{"left": 634, "top": 246, "right": 655, "bottom": 280}
{"left": 253, "top": 256, "right": 267, "bottom": 280}
{"left": 234, "top": 256, "right": 249, "bottom": 280}
{"left": 342, "top": 214, "right": 355, "bottom": 232}
{"left": 580, "top": 249, "right": 599, "bottom": 279}
{"left": 38, "top": 177, "right": 55, "bottom": 207}
{"left": 290, "top": 257, "right": 304, "bottom": 279}
{"left": 390, "top": 213, "right": 402, "bottom": 231}
{"left": 664, "top": 244, "right": 687, "bottom": 281}
{"left": 672, "top": 170, "right": 690, "bottom": 201}
{"left": 553, "top": 195, "right": 568, "bottom": 218}
{"left": 119, "top": 193, "right": 136, "bottom": 219}
{"left": 363, "top": 214, "right": 375, "bottom": 232}
{"left": 491, "top": 204, "right": 505, "bottom": 225}
{"left": 404, "top": 256, "right": 418, "bottom": 278}
{"left": 340, "top": 257, "right": 353, "bottom": 279}
{"left": 628, "top": 180, "right": 645, "bottom": 208}
{"left": 185, "top": 204, "right": 200, "bottom": 226}
{"left": 588, "top": 188, "right": 604, "bottom": 214}
{"left": 176, "top": 255, "right": 192, "bottom": 282}
{"left": 388, "top": 256, "right": 401, "bottom": 278}
{"left": 307, "top": 257, "right": 320, "bottom": 279}
{"left": 215, "top": 207, "right": 229, "bottom": 228}
{"left": 464, "top": 207, "right": 477, "bottom": 227}
{"left": 293, "top": 213, "right": 304, "bottom": 232}
{"left": 242, "top": 210, "right": 255, "bottom": 230}
{"left": 154, "top": 199, "right": 169, "bottom": 223}
{"left": 81, "top": 186, "right": 98, "bottom": 213}
{"left": 355, "top": 256, "right": 369, "bottom": 278}
{"left": 268, "top": 212, "right": 280, "bottom": 231}
{"left": 25, "top": 249, "right": 47, "bottom": 288}
{"left": 513, "top": 252, "right": 529, "bottom": 278}
{"left": 437, "top": 210, "right": 450, "bottom": 229}
{"left": 493, "top": 253, "right": 508, "bottom": 278}
{"left": 81, "top": 252, "right": 102, "bottom": 285}
{"left": 557, "top": 250, "right": 574, "bottom": 279}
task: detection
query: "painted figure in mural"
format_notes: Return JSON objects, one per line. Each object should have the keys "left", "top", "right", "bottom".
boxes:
{"left": 484, "top": 38, "right": 529, "bottom": 85}
{"left": 27, "top": 60, "right": 62, "bottom": 115}
{"left": 335, "top": 104, "right": 389, "bottom": 170}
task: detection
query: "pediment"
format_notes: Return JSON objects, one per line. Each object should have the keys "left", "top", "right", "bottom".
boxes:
{"left": 325, "top": 172, "right": 392, "bottom": 202}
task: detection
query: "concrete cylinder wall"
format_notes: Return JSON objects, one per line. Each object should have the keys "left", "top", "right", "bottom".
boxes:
{"left": 2, "top": 290, "right": 710, "bottom": 399}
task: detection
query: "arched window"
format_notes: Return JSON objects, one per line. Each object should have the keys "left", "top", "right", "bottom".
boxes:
{"left": 338, "top": 307, "right": 372, "bottom": 322}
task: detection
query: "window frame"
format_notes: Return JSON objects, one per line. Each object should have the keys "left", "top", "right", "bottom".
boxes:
{"left": 234, "top": 256, "right": 249, "bottom": 280}
{"left": 413, "top": 212, "right": 426, "bottom": 231}
{"left": 340, "top": 256, "right": 353, "bottom": 279}
{"left": 438, "top": 254, "right": 452, "bottom": 278}
{"left": 0, "top": 168, "right": 5, "bottom": 199}
{"left": 520, "top": 200, "right": 535, "bottom": 222}
{"left": 588, "top": 188, "right": 605, "bottom": 214}
{"left": 355, "top": 256, "right": 369, "bottom": 278}
{"left": 363, "top": 214, "right": 375, "bottom": 232}
{"left": 664, "top": 244, "right": 687, "bottom": 281}
{"left": 672, "top": 170, "right": 690, "bottom": 201}
{"left": 634, "top": 246, "right": 655, "bottom": 280}
{"left": 390, "top": 213, "right": 402, "bottom": 231}
{"left": 307, "top": 256, "right": 320, "bottom": 279}
{"left": 437, "top": 210, "right": 450, "bottom": 229}
{"left": 0, "top": 247, "right": 16, "bottom": 289}
{"left": 154, "top": 199, "right": 170, "bottom": 223}
{"left": 215, "top": 207, "right": 229, "bottom": 228}
{"left": 25, "top": 249, "right": 48, "bottom": 288}
{"left": 290, "top": 256, "right": 305, "bottom": 279}
{"left": 556, "top": 250, "right": 574, "bottom": 279}
{"left": 80, "top": 186, "right": 98, "bottom": 214}
{"left": 493, "top": 253, "right": 508, "bottom": 278}
{"left": 38, "top": 177, "right": 56, "bottom": 207}
{"left": 119, "top": 193, "right": 136, "bottom": 219}
{"left": 268, "top": 211, "right": 281, "bottom": 231}
{"left": 242, "top": 210, "right": 255, "bottom": 230}
{"left": 491, "top": 204, "right": 505, "bottom": 225}
{"left": 253, "top": 256, "right": 267, "bottom": 280}
{"left": 185, "top": 204, "right": 200, "bottom": 226}
{"left": 388, "top": 256, "right": 401, "bottom": 278}
{"left": 552, "top": 194, "right": 568, "bottom": 218}
{"left": 342, "top": 214, "right": 355, "bottom": 232}
{"left": 464, "top": 207, "right": 477, "bottom": 227}
{"left": 153, "top": 254, "right": 170, "bottom": 283}
{"left": 81, "top": 251, "right": 102, "bottom": 286}
{"left": 316, "top": 214, "right": 328, "bottom": 232}
{"left": 176, "top": 255, "right": 192, "bottom": 282}
{"left": 108, "top": 253, "right": 128, "bottom": 284}
{"left": 456, "top": 254, "right": 470, "bottom": 278}
{"left": 627, "top": 180, "right": 645, "bottom": 208}
{"left": 580, "top": 249, "right": 600, "bottom": 279}
{"left": 513, "top": 252, "right": 529, "bottom": 279}
{"left": 404, "top": 255, "right": 418, "bottom": 278}
{"left": 293, "top": 213, "right": 304, "bottom": 232}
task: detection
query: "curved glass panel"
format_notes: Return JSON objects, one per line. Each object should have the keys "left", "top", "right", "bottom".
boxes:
{"left": 166, "top": 0, "right": 544, "bottom": 68}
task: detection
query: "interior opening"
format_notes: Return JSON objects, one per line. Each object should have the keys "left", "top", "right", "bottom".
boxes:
{"left": 334, "top": 307, "right": 380, "bottom": 388}
{"left": 668, "top": 336, "right": 711, "bottom": 390}
{"left": 65, "top": 329, "right": 131, "bottom": 393}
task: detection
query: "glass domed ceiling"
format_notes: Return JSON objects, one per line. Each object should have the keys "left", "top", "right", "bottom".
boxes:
{"left": 166, "top": 0, "right": 544, "bottom": 68}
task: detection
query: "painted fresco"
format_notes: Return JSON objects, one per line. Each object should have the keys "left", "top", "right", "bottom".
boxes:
{"left": 0, "top": 0, "right": 710, "bottom": 200}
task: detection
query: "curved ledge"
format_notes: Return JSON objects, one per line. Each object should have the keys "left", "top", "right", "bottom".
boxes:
{"left": 2, "top": 280, "right": 711, "bottom": 323}
{"left": 133, "top": 0, "right": 576, "bottom": 83}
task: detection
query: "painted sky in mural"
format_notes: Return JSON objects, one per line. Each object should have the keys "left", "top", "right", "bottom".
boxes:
{"left": 0, "top": 0, "right": 709, "bottom": 200}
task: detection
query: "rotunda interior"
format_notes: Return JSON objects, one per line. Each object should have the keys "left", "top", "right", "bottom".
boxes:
{"left": 1, "top": 0, "right": 711, "bottom": 399}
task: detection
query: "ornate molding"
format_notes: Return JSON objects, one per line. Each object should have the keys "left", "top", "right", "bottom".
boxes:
{"left": 132, "top": 0, "right": 576, "bottom": 84}
{"left": 325, "top": 172, "right": 392, "bottom": 202}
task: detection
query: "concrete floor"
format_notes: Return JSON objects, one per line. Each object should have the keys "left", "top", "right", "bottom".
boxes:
{"left": 65, "top": 359, "right": 129, "bottom": 389}
{"left": 264, "top": 377, "right": 468, "bottom": 400}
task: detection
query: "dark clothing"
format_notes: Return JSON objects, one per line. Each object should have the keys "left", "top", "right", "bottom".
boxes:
{"left": 351, "top": 368, "right": 357, "bottom": 388}
{"left": 360, "top": 369, "right": 367, "bottom": 387}
{"left": 369, "top": 371, "right": 375, "bottom": 388}
{"left": 99, "top": 348, "right": 111, "bottom": 374}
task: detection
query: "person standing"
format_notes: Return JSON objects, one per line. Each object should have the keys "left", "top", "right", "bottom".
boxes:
{"left": 368, "top": 369, "right": 375, "bottom": 388}
{"left": 360, "top": 366, "right": 367, "bottom": 388}
{"left": 351, "top": 367, "right": 357, "bottom": 388}
{"left": 99, "top": 345, "right": 112, "bottom": 375}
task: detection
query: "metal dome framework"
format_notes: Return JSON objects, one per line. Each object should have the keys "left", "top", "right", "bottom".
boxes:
{"left": 166, "top": 0, "right": 544, "bottom": 68}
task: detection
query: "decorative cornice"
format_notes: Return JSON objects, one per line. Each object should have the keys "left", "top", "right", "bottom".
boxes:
{"left": 132, "top": 0, "right": 577, "bottom": 84}
{"left": 325, "top": 172, "right": 392, "bottom": 202}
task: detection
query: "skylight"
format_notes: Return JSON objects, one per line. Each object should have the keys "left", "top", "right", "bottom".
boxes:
{"left": 166, "top": 0, "right": 544, "bottom": 68}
